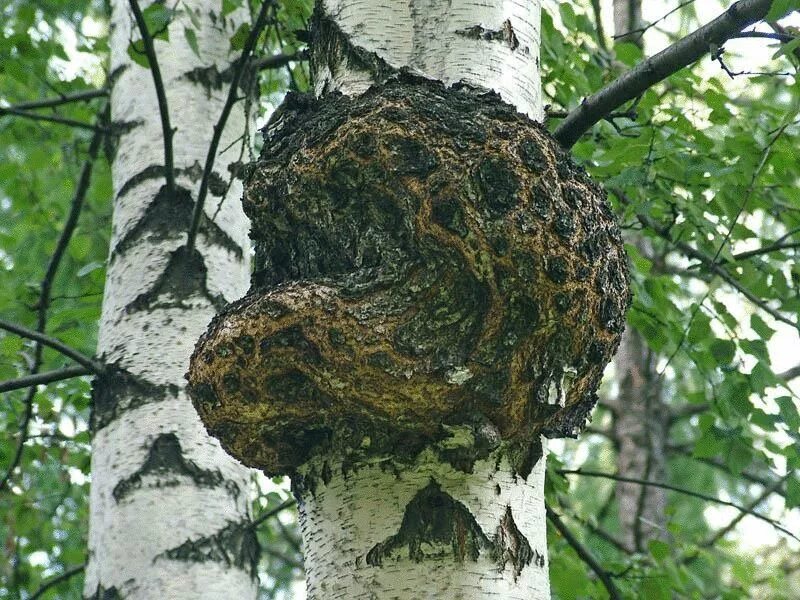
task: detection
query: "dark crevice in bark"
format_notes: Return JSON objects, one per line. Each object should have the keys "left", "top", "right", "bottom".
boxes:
{"left": 365, "top": 480, "right": 539, "bottom": 578}
{"left": 455, "top": 20, "right": 520, "bottom": 50}
{"left": 112, "top": 432, "right": 240, "bottom": 502}
{"left": 124, "top": 245, "right": 227, "bottom": 314}
{"left": 158, "top": 519, "right": 260, "bottom": 578}
{"left": 365, "top": 480, "right": 493, "bottom": 566}
{"left": 493, "top": 506, "right": 544, "bottom": 578}
{"left": 309, "top": 5, "right": 398, "bottom": 91}
{"left": 85, "top": 585, "right": 122, "bottom": 600}
{"left": 112, "top": 183, "right": 240, "bottom": 260}
{"left": 91, "top": 364, "right": 180, "bottom": 431}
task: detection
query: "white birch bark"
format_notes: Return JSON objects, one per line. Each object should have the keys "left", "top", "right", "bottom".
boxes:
{"left": 298, "top": 1, "right": 548, "bottom": 597}
{"left": 84, "top": 1, "right": 257, "bottom": 597}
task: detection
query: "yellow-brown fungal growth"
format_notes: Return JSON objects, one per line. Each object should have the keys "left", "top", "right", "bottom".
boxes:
{"left": 187, "top": 76, "right": 631, "bottom": 477}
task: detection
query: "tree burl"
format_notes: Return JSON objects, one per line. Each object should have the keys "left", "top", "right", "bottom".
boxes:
{"left": 187, "top": 76, "right": 630, "bottom": 477}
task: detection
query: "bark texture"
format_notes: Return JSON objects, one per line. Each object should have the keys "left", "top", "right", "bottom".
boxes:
{"left": 85, "top": 1, "right": 257, "bottom": 597}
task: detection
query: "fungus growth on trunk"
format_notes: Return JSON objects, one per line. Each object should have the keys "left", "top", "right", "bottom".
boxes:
{"left": 186, "top": 75, "right": 630, "bottom": 481}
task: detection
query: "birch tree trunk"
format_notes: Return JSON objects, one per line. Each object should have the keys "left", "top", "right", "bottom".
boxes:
{"left": 607, "top": 0, "right": 669, "bottom": 552}
{"left": 84, "top": 1, "right": 257, "bottom": 597}
{"left": 297, "top": 3, "right": 548, "bottom": 597}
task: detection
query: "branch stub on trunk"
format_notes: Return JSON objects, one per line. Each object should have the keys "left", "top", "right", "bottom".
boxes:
{"left": 186, "top": 76, "right": 630, "bottom": 476}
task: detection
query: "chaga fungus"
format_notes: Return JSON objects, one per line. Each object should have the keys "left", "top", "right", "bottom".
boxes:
{"left": 186, "top": 76, "right": 631, "bottom": 476}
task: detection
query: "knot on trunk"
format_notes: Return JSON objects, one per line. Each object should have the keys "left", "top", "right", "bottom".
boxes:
{"left": 187, "top": 76, "right": 630, "bottom": 476}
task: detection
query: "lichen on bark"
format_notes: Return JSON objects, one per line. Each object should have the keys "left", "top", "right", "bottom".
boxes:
{"left": 187, "top": 74, "right": 630, "bottom": 477}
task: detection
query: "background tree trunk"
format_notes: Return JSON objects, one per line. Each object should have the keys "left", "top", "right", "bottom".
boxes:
{"left": 84, "top": 1, "right": 258, "bottom": 597}
{"left": 607, "top": 0, "right": 669, "bottom": 552}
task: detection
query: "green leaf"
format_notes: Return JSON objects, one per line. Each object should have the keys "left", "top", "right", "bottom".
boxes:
{"left": 127, "top": 40, "right": 149, "bottom": 68}
{"left": 786, "top": 477, "right": 800, "bottom": 509}
{"left": 777, "top": 396, "right": 800, "bottom": 430}
{"left": 184, "top": 27, "right": 200, "bottom": 58}
{"left": 649, "top": 539, "right": 670, "bottom": 561}
{"left": 222, "top": 0, "right": 244, "bottom": 17}
{"left": 142, "top": 3, "right": 173, "bottom": 40}
{"left": 767, "top": 0, "right": 800, "bottom": 21}
{"left": 230, "top": 22, "right": 250, "bottom": 50}
{"left": 710, "top": 339, "right": 736, "bottom": 366}
{"left": 750, "top": 314, "right": 774, "bottom": 340}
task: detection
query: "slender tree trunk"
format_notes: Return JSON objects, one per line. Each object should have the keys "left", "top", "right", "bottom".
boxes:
{"left": 299, "top": 3, "right": 546, "bottom": 596}
{"left": 84, "top": 1, "right": 258, "bottom": 597}
{"left": 607, "top": 0, "right": 669, "bottom": 551}
{"left": 613, "top": 0, "right": 643, "bottom": 46}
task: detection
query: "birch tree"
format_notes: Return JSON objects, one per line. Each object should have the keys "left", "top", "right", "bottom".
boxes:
{"left": 84, "top": 1, "right": 261, "bottom": 596}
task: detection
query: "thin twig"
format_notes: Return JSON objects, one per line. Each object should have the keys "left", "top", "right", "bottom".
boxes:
{"left": 186, "top": 0, "right": 274, "bottom": 252}
{"left": 0, "top": 106, "right": 105, "bottom": 132}
{"left": 701, "top": 474, "right": 789, "bottom": 548}
{"left": 0, "top": 320, "right": 102, "bottom": 373}
{"left": 613, "top": 0, "right": 697, "bottom": 42}
{"left": 0, "top": 110, "right": 106, "bottom": 493}
{"left": 546, "top": 505, "right": 623, "bottom": 600}
{"left": 250, "top": 498, "right": 297, "bottom": 529}
{"left": 4, "top": 88, "right": 108, "bottom": 111}
{"left": 0, "top": 366, "right": 91, "bottom": 394}
{"left": 589, "top": 0, "right": 608, "bottom": 52}
{"left": 251, "top": 49, "right": 307, "bottom": 71}
{"left": 128, "top": 0, "right": 175, "bottom": 193}
{"left": 554, "top": 0, "right": 777, "bottom": 148}
{"left": 30, "top": 563, "right": 86, "bottom": 600}
{"left": 779, "top": 364, "right": 800, "bottom": 381}
{"left": 559, "top": 469, "right": 799, "bottom": 542}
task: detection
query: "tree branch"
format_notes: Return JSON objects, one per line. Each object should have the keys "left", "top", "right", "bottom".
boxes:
{"left": 546, "top": 505, "right": 623, "bottom": 600}
{"left": 0, "top": 108, "right": 106, "bottom": 493}
{"left": 186, "top": 0, "right": 274, "bottom": 252}
{"left": 779, "top": 364, "right": 800, "bottom": 381}
{"left": 4, "top": 88, "right": 108, "bottom": 111}
{"left": 559, "top": 469, "right": 799, "bottom": 542}
{"left": 128, "top": 0, "right": 176, "bottom": 193}
{"left": 554, "top": 0, "right": 777, "bottom": 148}
{"left": 0, "top": 106, "right": 106, "bottom": 132}
{"left": 30, "top": 563, "right": 86, "bottom": 600}
{"left": 0, "top": 366, "right": 91, "bottom": 394}
{"left": 0, "top": 320, "right": 102, "bottom": 373}
{"left": 251, "top": 49, "right": 307, "bottom": 71}
{"left": 250, "top": 498, "right": 296, "bottom": 529}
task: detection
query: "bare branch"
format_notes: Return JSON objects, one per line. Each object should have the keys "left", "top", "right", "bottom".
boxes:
{"left": 554, "top": 0, "right": 777, "bottom": 148}
{"left": 779, "top": 364, "right": 800, "bottom": 381}
{"left": 4, "top": 88, "right": 108, "bottom": 111}
{"left": 186, "top": 0, "right": 274, "bottom": 252}
{"left": 0, "top": 108, "right": 106, "bottom": 493}
{"left": 0, "top": 320, "right": 102, "bottom": 373}
{"left": 128, "top": 0, "right": 176, "bottom": 193}
{"left": 252, "top": 50, "right": 307, "bottom": 71}
{"left": 559, "top": 469, "right": 799, "bottom": 542}
{"left": 0, "top": 366, "right": 91, "bottom": 394}
{"left": 0, "top": 106, "right": 106, "bottom": 132}
{"left": 546, "top": 505, "right": 623, "bottom": 600}
{"left": 250, "top": 498, "right": 296, "bottom": 529}
{"left": 30, "top": 563, "right": 86, "bottom": 600}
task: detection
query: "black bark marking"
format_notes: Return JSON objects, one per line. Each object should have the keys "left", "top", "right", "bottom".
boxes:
{"left": 85, "top": 585, "right": 122, "bottom": 600}
{"left": 125, "top": 246, "right": 227, "bottom": 314}
{"left": 309, "top": 5, "right": 398, "bottom": 91}
{"left": 365, "top": 480, "right": 492, "bottom": 566}
{"left": 159, "top": 519, "right": 260, "bottom": 577}
{"left": 112, "top": 183, "right": 241, "bottom": 259}
{"left": 112, "top": 432, "right": 239, "bottom": 502}
{"left": 365, "top": 481, "right": 540, "bottom": 578}
{"left": 493, "top": 506, "right": 544, "bottom": 578}
{"left": 455, "top": 19, "right": 519, "bottom": 51}
{"left": 91, "top": 364, "right": 180, "bottom": 432}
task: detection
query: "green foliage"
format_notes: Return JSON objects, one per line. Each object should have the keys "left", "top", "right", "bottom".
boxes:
{"left": 1, "top": 0, "right": 798, "bottom": 598}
